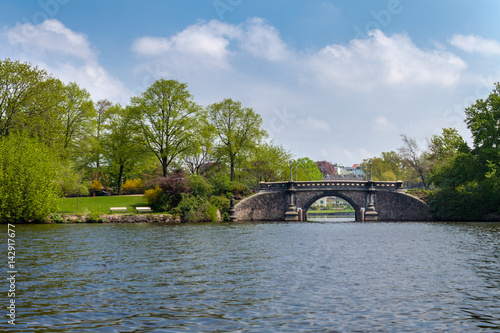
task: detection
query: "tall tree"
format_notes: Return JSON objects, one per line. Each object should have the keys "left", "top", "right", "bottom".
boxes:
{"left": 131, "top": 79, "right": 199, "bottom": 176}
{"left": 101, "top": 105, "right": 150, "bottom": 194}
{"left": 94, "top": 99, "right": 113, "bottom": 168}
{"left": 244, "top": 140, "right": 292, "bottom": 183}
{"left": 294, "top": 157, "right": 323, "bottom": 181}
{"left": 58, "top": 82, "right": 96, "bottom": 163}
{"left": 207, "top": 98, "right": 267, "bottom": 181}
{"left": 183, "top": 109, "right": 217, "bottom": 175}
{"left": 0, "top": 58, "right": 63, "bottom": 142}
{"left": 398, "top": 134, "right": 430, "bottom": 188}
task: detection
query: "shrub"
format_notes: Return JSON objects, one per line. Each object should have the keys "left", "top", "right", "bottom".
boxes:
{"left": 188, "top": 174, "right": 213, "bottom": 199}
{"left": 89, "top": 179, "right": 103, "bottom": 191}
{"left": 87, "top": 209, "right": 106, "bottom": 223}
{"left": 232, "top": 181, "right": 250, "bottom": 199}
{"left": 145, "top": 171, "right": 190, "bottom": 211}
{"left": 177, "top": 194, "right": 218, "bottom": 222}
{"left": 209, "top": 172, "right": 233, "bottom": 198}
{"left": 0, "top": 134, "right": 62, "bottom": 222}
{"left": 122, "top": 178, "right": 144, "bottom": 194}
{"left": 143, "top": 186, "right": 162, "bottom": 206}
{"left": 210, "top": 195, "right": 230, "bottom": 221}
{"left": 51, "top": 214, "right": 64, "bottom": 223}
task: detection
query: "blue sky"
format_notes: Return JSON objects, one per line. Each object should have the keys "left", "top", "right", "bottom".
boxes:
{"left": 1, "top": 0, "right": 500, "bottom": 165}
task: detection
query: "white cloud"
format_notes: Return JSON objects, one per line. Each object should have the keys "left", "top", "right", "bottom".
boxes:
{"left": 3, "top": 19, "right": 94, "bottom": 59}
{"left": 131, "top": 17, "right": 291, "bottom": 75}
{"left": 449, "top": 34, "right": 500, "bottom": 56}
{"left": 239, "top": 18, "right": 291, "bottom": 61}
{"left": 132, "top": 20, "right": 239, "bottom": 66}
{"left": 297, "top": 116, "right": 331, "bottom": 131}
{"left": 0, "top": 19, "right": 129, "bottom": 103}
{"left": 305, "top": 30, "right": 467, "bottom": 89}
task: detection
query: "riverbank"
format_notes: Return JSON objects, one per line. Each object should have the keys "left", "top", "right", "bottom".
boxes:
{"left": 48, "top": 213, "right": 181, "bottom": 224}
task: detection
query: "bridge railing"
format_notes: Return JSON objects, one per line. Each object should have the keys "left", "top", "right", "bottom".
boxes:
{"left": 259, "top": 180, "right": 404, "bottom": 192}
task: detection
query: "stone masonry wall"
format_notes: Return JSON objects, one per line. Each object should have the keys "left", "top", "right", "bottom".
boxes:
{"left": 375, "top": 192, "right": 429, "bottom": 221}
{"left": 235, "top": 191, "right": 288, "bottom": 221}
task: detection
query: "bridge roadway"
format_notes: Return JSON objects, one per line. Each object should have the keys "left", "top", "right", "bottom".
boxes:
{"left": 259, "top": 180, "right": 405, "bottom": 193}
{"left": 233, "top": 180, "right": 429, "bottom": 222}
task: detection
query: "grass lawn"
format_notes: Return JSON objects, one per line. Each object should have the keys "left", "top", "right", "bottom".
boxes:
{"left": 58, "top": 195, "right": 148, "bottom": 215}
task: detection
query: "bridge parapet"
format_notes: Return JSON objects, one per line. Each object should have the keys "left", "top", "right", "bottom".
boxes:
{"left": 259, "top": 180, "right": 404, "bottom": 193}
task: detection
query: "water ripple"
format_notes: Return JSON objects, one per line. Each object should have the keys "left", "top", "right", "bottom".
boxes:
{"left": 2, "top": 222, "right": 499, "bottom": 332}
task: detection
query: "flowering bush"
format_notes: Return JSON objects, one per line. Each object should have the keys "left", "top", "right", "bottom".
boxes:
{"left": 122, "top": 178, "right": 144, "bottom": 194}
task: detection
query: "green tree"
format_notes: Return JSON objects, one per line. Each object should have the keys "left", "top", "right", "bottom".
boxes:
{"left": 0, "top": 134, "right": 62, "bottom": 222}
{"left": 183, "top": 110, "right": 217, "bottom": 175}
{"left": 94, "top": 99, "right": 113, "bottom": 169}
{"left": 0, "top": 58, "right": 63, "bottom": 142}
{"left": 131, "top": 79, "right": 199, "bottom": 176}
{"left": 58, "top": 82, "right": 96, "bottom": 164}
{"left": 293, "top": 157, "right": 323, "bottom": 181}
{"left": 101, "top": 105, "right": 150, "bottom": 194}
{"left": 207, "top": 98, "right": 267, "bottom": 181}
{"left": 244, "top": 140, "right": 292, "bottom": 183}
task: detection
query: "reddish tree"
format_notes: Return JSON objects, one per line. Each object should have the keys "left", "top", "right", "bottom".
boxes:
{"left": 316, "top": 161, "right": 338, "bottom": 177}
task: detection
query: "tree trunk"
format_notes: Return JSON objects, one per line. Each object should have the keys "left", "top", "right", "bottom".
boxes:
{"left": 230, "top": 156, "right": 235, "bottom": 182}
{"left": 162, "top": 161, "right": 168, "bottom": 177}
{"left": 117, "top": 165, "right": 124, "bottom": 195}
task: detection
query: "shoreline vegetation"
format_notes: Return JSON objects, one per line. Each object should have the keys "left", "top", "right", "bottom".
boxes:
{"left": 1, "top": 59, "right": 499, "bottom": 223}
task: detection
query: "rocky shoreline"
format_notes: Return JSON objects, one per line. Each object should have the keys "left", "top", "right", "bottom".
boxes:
{"left": 49, "top": 214, "right": 181, "bottom": 224}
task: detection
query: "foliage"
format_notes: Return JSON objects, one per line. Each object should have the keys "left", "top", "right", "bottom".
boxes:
{"left": 177, "top": 194, "right": 218, "bottom": 222}
{"left": 316, "top": 161, "right": 337, "bottom": 177}
{"left": 58, "top": 165, "right": 90, "bottom": 197}
{"left": 0, "top": 134, "right": 62, "bottom": 222}
{"left": 89, "top": 179, "right": 104, "bottom": 191}
{"left": 0, "top": 58, "right": 64, "bottom": 144}
{"left": 51, "top": 214, "right": 64, "bottom": 223}
{"left": 131, "top": 79, "right": 199, "bottom": 176}
{"left": 101, "top": 104, "right": 150, "bottom": 194}
{"left": 145, "top": 171, "right": 190, "bottom": 211}
{"left": 427, "top": 83, "right": 500, "bottom": 220}
{"left": 122, "top": 178, "right": 144, "bottom": 194}
{"left": 208, "top": 172, "right": 234, "bottom": 198}
{"left": 293, "top": 157, "right": 323, "bottom": 181}
{"left": 210, "top": 195, "right": 231, "bottom": 221}
{"left": 232, "top": 182, "right": 251, "bottom": 199}
{"left": 87, "top": 209, "right": 106, "bottom": 223}
{"left": 207, "top": 98, "right": 267, "bottom": 181}
{"left": 143, "top": 186, "right": 162, "bottom": 206}
{"left": 183, "top": 110, "right": 217, "bottom": 175}
{"left": 188, "top": 174, "right": 213, "bottom": 199}
{"left": 244, "top": 140, "right": 292, "bottom": 184}
{"left": 398, "top": 135, "right": 430, "bottom": 188}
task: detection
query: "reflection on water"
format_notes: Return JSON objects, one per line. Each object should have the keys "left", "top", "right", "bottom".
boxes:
{"left": 2, "top": 222, "right": 500, "bottom": 332}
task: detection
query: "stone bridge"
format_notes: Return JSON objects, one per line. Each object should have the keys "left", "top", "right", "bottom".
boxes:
{"left": 233, "top": 180, "right": 429, "bottom": 222}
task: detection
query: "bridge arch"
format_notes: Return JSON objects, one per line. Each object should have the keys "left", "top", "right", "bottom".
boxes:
{"left": 299, "top": 191, "right": 362, "bottom": 221}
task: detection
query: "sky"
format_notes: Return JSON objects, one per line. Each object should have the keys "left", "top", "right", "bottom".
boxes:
{"left": 1, "top": 0, "right": 499, "bottom": 166}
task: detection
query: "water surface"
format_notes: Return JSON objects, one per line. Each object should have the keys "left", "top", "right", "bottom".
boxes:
{"left": 3, "top": 222, "right": 500, "bottom": 332}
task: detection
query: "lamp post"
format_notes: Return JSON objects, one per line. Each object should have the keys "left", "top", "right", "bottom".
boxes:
{"left": 295, "top": 166, "right": 297, "bottom": 182}
{"left": 289, "top": 159, "right": 293, "bottom": 182}
{"left": 369, "top": 159, "right": 373, "bottom": 182}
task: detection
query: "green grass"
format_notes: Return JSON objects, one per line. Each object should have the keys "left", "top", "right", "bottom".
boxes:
{"left": 308, "top": 209, "right": 354, "bottom": 214}
{"left": 58, "top": 195, "right": 148, "bottom": 215}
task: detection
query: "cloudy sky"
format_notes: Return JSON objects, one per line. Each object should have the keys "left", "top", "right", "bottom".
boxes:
{"left": 1, "top": 0, "right": 499, "bottom": 165}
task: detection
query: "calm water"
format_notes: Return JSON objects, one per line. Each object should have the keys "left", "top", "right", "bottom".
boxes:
{"left": 2, "top": 221, "right": 500, "bottom": 332}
